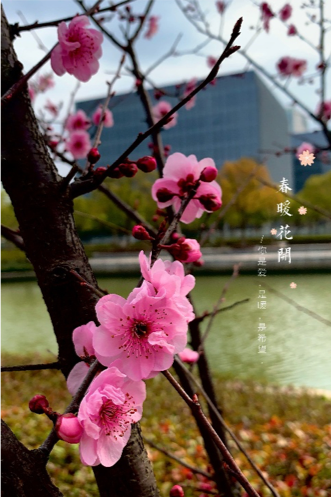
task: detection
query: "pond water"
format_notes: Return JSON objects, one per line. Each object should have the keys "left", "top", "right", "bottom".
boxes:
{"left": 2, "top": 274, "right": 331, "bottom": 390}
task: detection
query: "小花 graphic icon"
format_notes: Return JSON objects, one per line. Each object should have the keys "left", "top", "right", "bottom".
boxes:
{"left": 290, "top": 282, "right": 297, "bottom": 289}
{"left": 298, "top": 150, "right": 315, "bottom": 166}
{"left": 270, "top": 228, "right": 277, "bottom": 235}
{"left": 298, "top": 206, "right": 307, "bottom": 215}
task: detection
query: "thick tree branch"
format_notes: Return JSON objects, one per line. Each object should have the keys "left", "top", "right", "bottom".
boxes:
{"left": 1, "top": 224, "right": 25, "bottom": 250}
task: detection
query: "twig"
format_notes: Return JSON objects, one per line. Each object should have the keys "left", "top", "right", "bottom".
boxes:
{"left": 69, "top": 269, "right": 107, "bottom": 297}
{"left": 174, "top": 358, "right": 281, "bottom": 497}
{"left": 59, "top": 164, "right": 79, "bottom": 191}
{"left": 143, "top": 437, "right": 212, "bottom": 479}
{"left": 162, "top": 370, "right": 260, "bottom": 497}
{"left": 1, "top": 225, "right": 25, "bottom": 251}
{"left": 1, "top": 362, "right": 60, "bottom": 373}
{"left": 261, "top": 281, "right": 331, "bottom": 327}
{"left": 194, "top": 298, "right": 250, "bottom": 324}
{"left": 130, "top": 0, "right": 154, "bottom": 42}
{"left": 17, "top": 11, "right": 48, "bottom": 53}
{"left": 75, "top": 210, "right": 132, "bottom": 235}
{"left": 198, "top": 264, "right": 241, "bottom": 351}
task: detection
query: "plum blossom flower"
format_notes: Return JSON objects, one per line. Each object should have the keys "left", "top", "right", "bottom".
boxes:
{"left": 167, "top": 238, "right": 202, "bottom": 264}
{"left": 77, "top": 367, "right": 146, "bottom": 467}
{"left": 139, "top": 251, "right": 195, "bottom": 322}
{"left": 92, "top": 106, "right": 114, "bottom": 127}
{"left": 260, "top": 2, "right": 274, "bottom": 32}
{"left": 183, "top": 78, "right": 197, "bottom": 110}
{"left": 316, "top": 100, "right": 331, "bottom": 122}
{"left": 296, "top": 142, "right": 314, "bottom": 158}
{"left": 277, "top": 57, "right": 307, "bottom": 78}
{"left": 51, "top": 15, "right": 103, "bottom": 82}
{"left": 144, "top": 16, "right": 159, "bottom": 39}
{"left": 66, "top": 109, "right": 91, "bottom": 132}
{"left": 287, "top": 24, "right": 297, "bottom": 36}
{"left": 66, "top": 130, "right": 91, "bottom": 159}
{"left": 151, "top": 153, "right": 222, "bottom": 224}
{"left": 67, "top": 321, "right": 97, "bottom": 395}
{"left": 152, "top": 101, "right": 177, "bottom": 130}
{"left": 93, "top": 287, "right": 189, "bottom": 380}
{"left": 279, "top": 4, "right": 292, "bottom": 21}
{"left": 179, "top": 348, "right": 199, "bottom": 363}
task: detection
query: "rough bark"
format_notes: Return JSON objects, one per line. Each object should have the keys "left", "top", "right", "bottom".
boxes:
{"left": 1, "top": 6, "right": 159, "bottom": 496}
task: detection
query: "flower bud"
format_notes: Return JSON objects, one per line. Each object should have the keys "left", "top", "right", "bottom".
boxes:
{"left": 137, "top": 156, "right": 157, "bottom": 173}
{"left": 55, "top": 413, "right": 83, "bottom": 444}
{"left": 94, "top": 166, "right": 107, "bottom": 176}
{"left": 29, "top": 395, "right": 49, "bottom": 414}
{"left": 119, "top": 162, "right": 138, "bottom": 178}
{"left": 199, "top": 193, "right": 222, "bottom": 211}
{"left": 168, "top": 238, "right": 202, "bottom": 263}
{"left": 178, "top": 348, "right": 199, "bottom": 364}
{"left": 200, "top": 166, "right": 218, "bottom": 182}
{"left": 87, "top": 148, "right": 101, "bottom": 164}
{"left": 132, "top": 225, "right": 153, "bottom": 241}
{"left": 109, "top": 166, "right": 124, "bottom": 179}
{"left": 156, "top": 188, "right": 175, "bottom": 203}
{"left": 170, "top": 485, "right": 185, "bottom": 497}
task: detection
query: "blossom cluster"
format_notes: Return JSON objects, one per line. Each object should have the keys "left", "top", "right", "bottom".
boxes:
{"left": 59, "top": 252, "right": 196, "bottom": 467}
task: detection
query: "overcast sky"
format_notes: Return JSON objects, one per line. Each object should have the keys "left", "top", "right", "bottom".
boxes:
{"left": 3, "top": 0, "right": 331, "bottom": 131}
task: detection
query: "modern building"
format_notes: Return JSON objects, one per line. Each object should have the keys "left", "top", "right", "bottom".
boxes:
{"left": 291, "top": 130, "right": 330, "bottom": 192}
{"left": 77, "top": 70, "right": 292, "bottom": 185}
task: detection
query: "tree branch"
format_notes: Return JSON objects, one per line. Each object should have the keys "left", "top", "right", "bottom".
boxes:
{"left": 1, "top": 224, "right": 25, "bottom": 250}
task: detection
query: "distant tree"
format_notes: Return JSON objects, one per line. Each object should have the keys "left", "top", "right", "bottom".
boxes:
{"left": 291, "top": 169, "right": 331, "bottom": 225}
{"left": 218, "top": 158, "right": 285, "bottom": 231}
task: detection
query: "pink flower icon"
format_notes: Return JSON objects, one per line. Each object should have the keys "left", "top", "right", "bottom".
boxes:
{"left": 270, "top": 228, "right": 277, "bottom": 235}
{"left": 298, "top": 206, "right": 307, "bottom": 215}
{"left": 290, "top": 282, "right": 297, "bottom": 289}
{"left": 51, "top": 16, "right": 103, "bottom": 82}
{"left": 298, "top": 151, "right": 315, "bottom": 166}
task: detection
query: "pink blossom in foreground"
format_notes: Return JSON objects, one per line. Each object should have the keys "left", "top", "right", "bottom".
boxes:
{"left": 139, "top": 251, "right": 195, "bottom": 322}
{"left": 67, "top": 321, "right": 97, "bottom": 395}
{"left": 179, "top": 348, "right": 199, "bottom": 364}
{"left": 287, "top": 24, "right": 297, "bottom": 36}
{"left": 316, "top": 100, "right": 331, "bottom": 121}
{"left": 296, "top": 142, "right": 314, "bottom": 159}
{"left": 152, "top": 101, "right": 177, "bottom": 130}
{"left": 277, "top": 57, "right": 307, "bottom": 78}
{"left": 260, "top": 2, "right": 274, "bottom": 32}
{"left": 152, "top": 153, "right": 222, "bottom": 224}
{"left": 168, "top": 238, "right": 202, "bottom": 264}
{"left": 66, "top": 110, "right": 91, "bottom": 132}
{"left": 279, "top": 4, "right": 292, "bottom": 21}
{"left": 92, "top": 106, "right": 114, "bottom": 127}
{"left": 66, "top": 130, "right": 91, "bottom": 159}
{"left": 183, "top": 78, "right": 197, "bottom": 110}
{"left": 78, "top": 367, "right": 145, "bottom": 466}
{"left": 37, "top": 74, "right": 55, "bottom": 92}
{"left": 55, "top": 414, "right": 83, "bottom": 444}
{"left": 207, "top": 56, "right": 217, "bottom": 68}
{"left": 51, "top": 15, "right": 103, "bottom": 82}
{"left": 144, "top": 15, "right": 159, "bottom": 39}
{"left": 94, "top": 287, "right": 189, "bottom": 380}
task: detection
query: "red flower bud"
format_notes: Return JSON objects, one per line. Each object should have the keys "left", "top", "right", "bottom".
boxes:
{"left": 199, "top": 193, "right": 222, "bottom": 211}
{"left": 87, "top": 148, "right": 101, "bottom": 164}
{"left": 132, "top": 225, "right": 153, "bottom": 241}
{"left": 137, "top": 156, "right": 157, "bottom": 173}
{"left": 156, "top": 188, "right": 175, "bottom": 203}
{"left": 170, "top": 485, "right": 185, "bottom": 497}
{"left": 94, "top": 166, "right": 107, "bottom": 176}
{"left": 200, "top": 166, "right": 218, "bottom": 182}
{"left": 109, "top": 166, "right": 124, "bottom": 179}
{"left": 55, "top": 413, "right": 83, "bottom": 444}
{"left": 29, "top": 394, "right": 49, "bottom": 414}
{"left": 119, "top": 162, "right": 138, "bottom": 178}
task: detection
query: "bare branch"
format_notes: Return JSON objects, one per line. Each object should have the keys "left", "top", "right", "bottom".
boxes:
{"left": 1, "top": 224, "right": 25, "bottom": 250}
{"left": 1, "top": 362, "right": 60, "bottom": 373}
{"left": 194, "top": 298, "right": 250, "bottom": 324}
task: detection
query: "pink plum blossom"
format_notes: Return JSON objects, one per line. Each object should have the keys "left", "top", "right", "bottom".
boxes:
{"left": 316, "top": 100, "right": 331, "bottom": 121}
{"left": 139, "top": 251, "right": 195, "bottom": 322}
{"left": 179, "top": 348, "right": 199, "bottom": 363}
{"left": 67, "top": 321, "right": 97, "bottom": 396}
{"left": 287, "top": 24, "right": 297, "bottom": 36}
{"left": 144, "top": 16, "right": 159, "bottom": 39}
{"left": 152, "top": 101, "right": 177, "bottom": 130}
{"left": 93, "top": 287, "right": 189, "bottom": 380}
{"left": 151, "top": 153, "right": 222, "bottom": 224}
{"left": 55, "top": 414, "right": 83, "bottom": 444}
{"left": 279, "top": 4, "right": 292, "bottom": 21}
{"left": 66, "top": 130, "right": 91, "bottom": 159}
{"left": 260, "top": 2, "right": 274, "bottom": 32}
{"left": 92, "top": 106, "right": 114, "bottom": 127}
{"left": 183, "top": 78, "right": 197, "bottom": 110}
{"left": 66, "top": 109, "right": 91, "bottom": 132}
{"left": 207, "top": 56, "right": 217, "bottom": 68}
{"left": 77, "top": 366, "right": 146, "bottom": 467}
{"left": 296, "top": 142, "right": 314, "bottom": 159}
{"left": 277, "top": 57, "right": 307, "bottom": 78}
{"left": 37, "top": 74, "right": 55, "bottom": 92}
{"left": 168, "top": 238, "right": 202, "bottom": 264}
{"left": 51, "top": 15, "right": 103, "bottom": 82}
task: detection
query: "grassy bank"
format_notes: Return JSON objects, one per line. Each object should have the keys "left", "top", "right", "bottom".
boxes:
{"left": 1, "top": 353, "right": 331, "bottom": 496}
